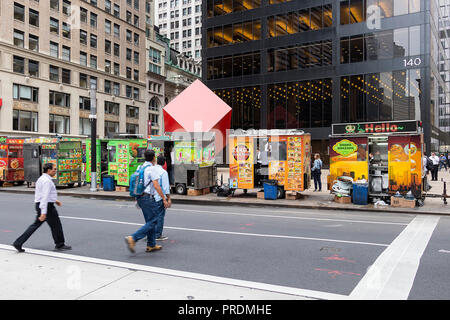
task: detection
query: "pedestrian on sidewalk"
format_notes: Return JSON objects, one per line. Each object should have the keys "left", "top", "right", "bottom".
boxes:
{"left": 430, "top": 152, "right": 440, "bottom": 181}
{"left": 125, "top": 150, "right": 169, "bottom": 254}
{"left": 13, "top": 163, "right": 72, "bottom": 253}
{"left": 439, "top": 154, "right": 448, "bottom": 171}
{"left": 311, "top": 153, "right": 323, "bottom": 192}
{"left": 154, "top": 155, "right": 171, "bottom": 241}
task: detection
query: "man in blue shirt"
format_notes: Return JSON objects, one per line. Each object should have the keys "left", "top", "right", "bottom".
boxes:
{"left": 154, "top": 155, "right": 171, "bottom": 241}
{"left": 125, "top": 150, "right": 168, "bottom": 253}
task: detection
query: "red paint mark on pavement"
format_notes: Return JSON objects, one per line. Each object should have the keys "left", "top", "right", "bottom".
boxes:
{"left": 323, "top": 254, "right": 356, "bottom": 263}
{"left": 315, "top": 268, "right": 361, "bottom": 279}
{"left": 0, "top": 230, "right": 13, "bottom": 233}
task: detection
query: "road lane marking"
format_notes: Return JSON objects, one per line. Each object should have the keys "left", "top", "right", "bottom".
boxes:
{"left": 60, "top": 215, "right": 389, "bottom": 247}
{"left": 349, "top": 215, "right": 440, "bottom": 300}
{"left": 0, "top": 244, "right": 348, "bottom": 300}
{"left": 439, "top": 249, "right": 450, "bottom": 254}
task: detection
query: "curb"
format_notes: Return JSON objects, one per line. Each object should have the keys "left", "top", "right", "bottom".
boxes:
{"left": 0, "top": 188, "right": 448, "bottom": 216}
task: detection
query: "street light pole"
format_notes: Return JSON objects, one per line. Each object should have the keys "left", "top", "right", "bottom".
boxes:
{"left": 89, "top": 84, "right": 97, "bottom": 192}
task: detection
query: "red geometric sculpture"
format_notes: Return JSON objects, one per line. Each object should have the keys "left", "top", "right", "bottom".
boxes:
{"left": 163, "top": 80, "right": 232, "bottom": 149}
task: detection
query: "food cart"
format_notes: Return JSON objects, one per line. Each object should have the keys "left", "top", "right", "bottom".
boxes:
{"left": 329, "top": 120, "right": 424, "bottom": 203}
{"left": 228, "top": 129, "right": 312, "bottom": 198}
{"left": 171, "top": 132, "right": 217, "bottom": 195}
{"left": 85, "top": 138, "right": 147, "bottom": 187}
{"left": 23, "top": 137, "right": 83, "bottom": 187}
{"left": 0, "top": 137, "right": 25, "bottom": 186}
{"left": 148, "top": 135, "right": 174, "bottom": 183}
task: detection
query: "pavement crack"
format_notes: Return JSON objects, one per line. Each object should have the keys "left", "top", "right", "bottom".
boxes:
{"left": 75, "top": 270, "right": 137, "bottom": 300}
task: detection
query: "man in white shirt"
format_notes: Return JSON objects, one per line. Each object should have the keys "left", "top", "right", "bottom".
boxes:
{"left": 13, "top": 163, "right": 71, "bottom": 252}
{"left": 429, "top": 152, "right": 440, "bottom": 181}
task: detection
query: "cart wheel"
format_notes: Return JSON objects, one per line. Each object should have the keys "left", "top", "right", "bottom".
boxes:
{"left": 243, "top": 189, "right": 248, "bottom": 194}
{"left": 277, "top": 187, "right": 285, "bottom": 199}
{"left": 67, "top": 183, "right": 75, "bottom": 188}
{"left": 175, "top": 183, "right": 187, "bottom": 195}
{"left": 16, "top": 181, "right": 24, "bottom": 186}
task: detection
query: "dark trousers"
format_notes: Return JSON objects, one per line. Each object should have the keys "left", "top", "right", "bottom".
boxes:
{"left": 313, "top": 170, "right": 322, "bottom": 191}
{"left": 14, "top": 203, "right": 65, "bottom": 248}
{"left": 431, "top": 165, "right": 439, "bottom": 181}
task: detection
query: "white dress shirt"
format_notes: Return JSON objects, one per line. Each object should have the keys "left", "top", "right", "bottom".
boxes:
{"left": 34, "top": 173, "right": 58, "bottom": 215}
{"left": 430, "top": 155, "right": 440, "bottom": 165}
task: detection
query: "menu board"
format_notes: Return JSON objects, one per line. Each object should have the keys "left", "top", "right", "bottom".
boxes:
{"left": 229, "top": 137, "right": 254, "bottom": 189}
{"left": 117, "top": 143, "right": 129, "bottom": 185}
{"left": 42, "top": 144, "right": 57, "bottom": 173}
{"left": 286, "top": 136, "right": 303, "bottom": 191}
{"left": 57, "top": 142, "right": 82, "bottom": 185}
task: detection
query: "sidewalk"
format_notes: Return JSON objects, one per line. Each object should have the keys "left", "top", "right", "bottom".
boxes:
{"left": 0, "top": 245, "right": 324, "bottom": 300}
{"left": 1, "top": 168, "right": 450, "bottom": 215}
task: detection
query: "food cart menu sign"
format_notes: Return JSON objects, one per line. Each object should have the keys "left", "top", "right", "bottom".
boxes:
{"left": 229, "top": 137, "right": 254, "bottom": 189}
{"left": 57, "top": 142, "right": 82, "bottom": 185}
{"left": 117, "top": 144, "right": 129, "bottom": 185}
{"left": 285, "top": 136, "right": 303, "bottom": 191}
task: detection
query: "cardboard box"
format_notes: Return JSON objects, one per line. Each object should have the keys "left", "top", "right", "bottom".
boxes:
{"left": 257, "top": 191, "right": 265, "bottom": 199}
{"left": 203, "top": 187, "right": 210, "bottom": 195}
{"left": 286, "top": 191, "right": 301, "bottom": 200}
{"left": 115, "top": 186, "right": 128, "bottom": 192}
{"left": 188, "top": 188, "right": 204, "bottom": 196}
{"left": 391, "top": 196, "right": 415, "bottom": 208}
{"left": 334, "top": 195, "right": 352, "bottom": 204}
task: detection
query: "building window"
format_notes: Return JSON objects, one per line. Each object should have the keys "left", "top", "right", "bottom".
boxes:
{"left": 50, "top": 0, "right": 59, "bottom": 10}
{"left": 49, "top": 65, "right": 60, "bottom": 82}
{"left": 90, "top": 34, "right": 97, "bottom": 48}
{"left": 90, "top": 55, "right": 97, "bottom": 69}
{"left": 29, "top": 34, "right": 39, "bottom": 52}
{"left": 13, "top": 84, "right": 39, "bottom": 103}
{"left": 50, "top": 42, "right": 59, "bottom": 58}
{"left": 105, "top": 101, "right": 119, "bottom": 115}
{"left": 80, "top": 51, "right": 87, "bottom": 66}
{"left": 79, "top": 73, "right": 88, "bottom": 88}
{"left": 105, "top": 0, "right": 111, "bottom": 13}
{"left": 79, "top": 96, "right": 91, "bottom": 111}
{"left": 49, "top": 114, "right": 70, "bottom": 134}
{"left": 62, "top": 0, "right": 71, "bottom": 15}
{"left": 90, "top": 76, "right": 97, "bottom": 90}
{"left": 126, "top": 85, "right": 132, "bottom": 98}
{"left": 90, "top": 13, "right": 97, "bottom": 28}
{"left": 79, "top": 118, "right": 91, "bottom": 135}
{"left": 126, "top": 123, "right": 139, "bottom": 134}
{"left": 133, "top": 88, "right": 139, "bottom": 100}
{"left": 62, "top": 46, "right": 71, "bottom": 61}
{"left": 105, "top": 60, "right": 111, "bottom": 73}
{"left": 104, "top": 80, "right": 111, "bottom": 94}
{"left": 114, "top": 43, "right": 120, "bottom": 57}
{"left": 126, "top": 67, "right": 132, "bottom": 79}
{"left": 126, "top": 105, "right": 139, "bottom": 118}
{"left": 114, "top": 24, "right": 120, "bottom": 38}
{"left": 114, "top": 63, "right": 120, "bottom": 76}
{"left": 13, "top": 30, "right": 24, "bottom": 48}
{"left": 62, "top": 22, "right": 71, "bottom": 38}
{"left": 13, "top": 56, "right": 25, "bottom": 74}
{"left": 105, "top": 20, "right": 111, "bottom": 34}
{"left": 114, "top": 4, "right": 120, "bottom": 17}
{"left": 14, "top": 3, "right": 25, "bottom": 22}
{"left": 28, "top": 60, "right": 39, "bottom": 77}
{"left": 126, "top": 29, "right": 132, "bottom": 42}
{"left": 133, "top": 69, "right": 139, "bottom": 81}
{"left": 49, "top": 91, "right": 70, "bottom": 107}
{"left": 62, "top": 68, "right": 71, "bottom": 84}
{"left": 29, "top": 9, "right": 39, "bottom": 27}
{"left": 80, "top": 8, "right": 88, "bottom": 23}
{"left": 13, "top": 110, "right": 38, "bottom": 132}
{"left": 105, "top": 121, "right": 119, "bottom": 136}
{"left": 105, "top": 40, "right": 112, "bottom": 54}
{"left": 50, "top": 18, "right": 59, "bottom": 34}
{"left": 113, "top": 82, "right": 120, "bottom": 96}
{"left": 134, "top": 51, "right": 139, "bottom": 64}
{"left": 80, "top": 30, "right": 87, "bottom": 45}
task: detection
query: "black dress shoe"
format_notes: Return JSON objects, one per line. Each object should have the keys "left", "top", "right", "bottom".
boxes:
{"left": 13, "top": 243, "right": 25, "bottom": 253}
{"left": 55, "top": 245, "right": 72, "bottom": 251}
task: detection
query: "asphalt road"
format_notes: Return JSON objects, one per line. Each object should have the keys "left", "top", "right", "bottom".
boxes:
{"left": 0, "top": 193, "right": 449, "bottom": 299}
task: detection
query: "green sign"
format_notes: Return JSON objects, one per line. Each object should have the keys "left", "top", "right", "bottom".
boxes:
{"left": 0, "top": 137, "right": 6, "bottom": 144}
{"left": 332, "top": 139, "right": 358, "bottom": 156}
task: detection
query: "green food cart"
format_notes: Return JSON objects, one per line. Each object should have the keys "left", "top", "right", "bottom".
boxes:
{"left": 85, "top": 138, "right": 147, "bottom": 186}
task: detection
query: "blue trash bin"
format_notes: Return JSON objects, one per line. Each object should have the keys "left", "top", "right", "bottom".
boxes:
{"left": 352, "top": 183, "right": 368, "bottom": 205}
{"left": 102, "top": 175, "right": 115, "bottom": 191}
{"left": 263, "top": 181, "right": 278, "bottom": 200}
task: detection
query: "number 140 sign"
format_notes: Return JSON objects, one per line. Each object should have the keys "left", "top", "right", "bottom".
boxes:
{"left": 403, "top": 57, "right": 422, "bottom": 68}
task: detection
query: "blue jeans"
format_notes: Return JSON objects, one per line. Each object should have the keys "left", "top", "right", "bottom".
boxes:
{"left": 132, "top": 194, "right": 158, "bottom": 247}
{"left": 313, "top": 170, "right": 322, "bottom": 191}
{"left": 155, "top": 200, "right": 166, "bottom": 239}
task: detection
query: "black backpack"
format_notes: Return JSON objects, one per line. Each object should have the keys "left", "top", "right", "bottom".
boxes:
{"left": 426, "top": 157, "right": 433, "bottom": 171}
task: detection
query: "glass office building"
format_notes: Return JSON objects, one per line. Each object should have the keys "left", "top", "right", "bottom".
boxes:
{"left": 203, "top": 0, "right": 450, "bottom": 156}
